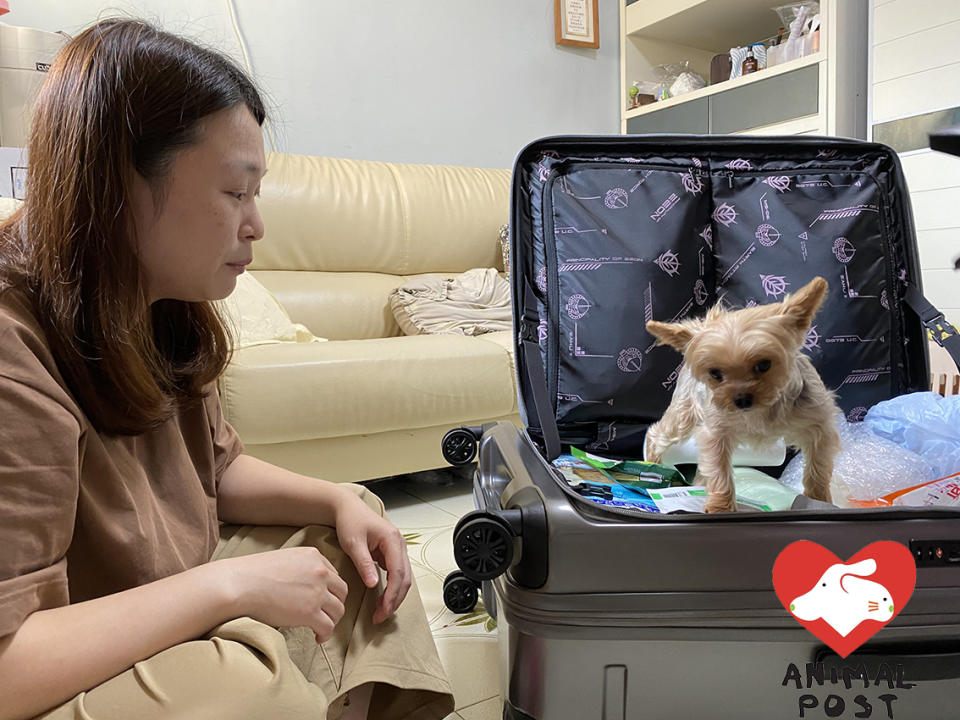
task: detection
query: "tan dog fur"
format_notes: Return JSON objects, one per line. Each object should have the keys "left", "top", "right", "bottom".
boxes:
{"left": 645, "top": 277, "right": 840, "bottom": 513}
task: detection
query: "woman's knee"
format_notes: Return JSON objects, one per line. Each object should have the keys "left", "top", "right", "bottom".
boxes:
{"left": 70, "top": 619, "right": 326, "bottom": 720}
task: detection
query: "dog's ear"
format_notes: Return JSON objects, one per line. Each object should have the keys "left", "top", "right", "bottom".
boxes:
{"left": 779, "top": 277, "right": 828, "bottom": 333}
{"left": 646, "top": 320, "right": 694, "bottom": 351}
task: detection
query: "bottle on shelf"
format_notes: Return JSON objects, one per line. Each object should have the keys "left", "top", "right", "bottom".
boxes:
{"left": 741, "top": 46, "right": 758, "bottom": 75}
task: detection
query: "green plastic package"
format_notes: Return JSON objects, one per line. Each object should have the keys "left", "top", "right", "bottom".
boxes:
{"left": 569, "top": 447, "right": 687, "bottom": 489}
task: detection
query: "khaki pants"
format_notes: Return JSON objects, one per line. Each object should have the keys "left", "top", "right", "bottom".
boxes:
{"left": 39, "top": 485, "right": 454, "bottom": 720}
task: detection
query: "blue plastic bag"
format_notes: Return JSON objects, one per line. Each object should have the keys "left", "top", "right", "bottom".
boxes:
{"left": 865, "top": 392, "right": 960, "bottom": 480}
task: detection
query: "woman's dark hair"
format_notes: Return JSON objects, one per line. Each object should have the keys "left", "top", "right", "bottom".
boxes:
{"left": 0, "top": 18, "right": 265, "bottom": 434}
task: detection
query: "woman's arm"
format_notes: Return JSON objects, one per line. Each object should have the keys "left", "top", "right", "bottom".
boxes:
{"left": 0, "top": 543, "right": 348, "bottom": 720}
{"left": 217, "top": 454, "right": 412, "bottom": 624}
{"left": 216, "top": 453, "right": 352, "bottom": 528}
{"left": 0, "top": 455, "right": 404, "bottom": 720}
{"left": 0, "top": 563, "right": 233, "bottom": 720}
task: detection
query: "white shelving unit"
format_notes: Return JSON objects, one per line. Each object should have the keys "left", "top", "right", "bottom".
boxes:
{"left": 619, "top": 0, "right": 868, "bottom": 138}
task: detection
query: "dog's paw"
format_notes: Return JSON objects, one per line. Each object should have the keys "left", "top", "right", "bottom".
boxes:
{"left": 803, "top": 487, "right": 833, "bottom": 504}
{"left": 703, "top": 496, "right": 737, "bottom": 514}
{"left": 802, "top": 474, "right": 833, "bottom": 504}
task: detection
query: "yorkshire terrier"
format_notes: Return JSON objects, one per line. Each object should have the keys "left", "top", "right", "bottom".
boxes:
{"left": 644, "top": 277, "right": 840, "bottom": 513}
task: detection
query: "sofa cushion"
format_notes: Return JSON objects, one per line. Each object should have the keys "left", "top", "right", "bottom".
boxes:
{"left": 219, "top": 334, "right": 517, "bottom": 444}
{"left": 219, "top": 272, "right": 323, "bottom": 348}
{"left": 474, "top": 330, "right": 515, "bottom": 363}
{"left": 389, "top": 268, "right": 511, "bottom": 336}
{"left": 253, "top": 270, "right": 481, "bottom": 341}
{"left": 253, "top": 270, "right": 406, "bottom": 340}
{"left": 252, "top": 153, "right": 510, "bottom": 275}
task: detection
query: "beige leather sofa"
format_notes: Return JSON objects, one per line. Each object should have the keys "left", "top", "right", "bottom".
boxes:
{"left": 218, "top": 153, "right": 521, "bottom": 483}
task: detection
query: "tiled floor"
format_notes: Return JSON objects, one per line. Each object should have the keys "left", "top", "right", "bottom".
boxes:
{"left": 366, "top": 465, "right": 500, "bottom": 720}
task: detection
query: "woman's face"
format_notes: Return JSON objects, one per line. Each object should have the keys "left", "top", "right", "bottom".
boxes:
{"left": 131, "top": 105, "right": 267, "bottom": 303}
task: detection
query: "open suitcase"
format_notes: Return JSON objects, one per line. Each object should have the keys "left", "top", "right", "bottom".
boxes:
{"left": 439, "top": 135, "right": 960, "bottom": 720}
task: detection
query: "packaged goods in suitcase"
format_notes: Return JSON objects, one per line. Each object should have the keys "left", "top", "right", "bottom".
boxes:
{"left": 439, "top": 135, "right": 960, "bottom": 720}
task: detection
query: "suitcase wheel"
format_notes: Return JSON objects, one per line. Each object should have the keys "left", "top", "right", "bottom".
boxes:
{"left": 442, "top": 570, "right": 479, "bottom": 613}
{"left": 454, "top": 513, "right": 515, "bottom": 582}
{"left": 441, "top": 427, "right": 479, "bottom": 466}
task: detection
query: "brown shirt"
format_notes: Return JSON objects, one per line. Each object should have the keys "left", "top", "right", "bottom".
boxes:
{"left": 0, "top": 288, "right": 244, "bottom": 638}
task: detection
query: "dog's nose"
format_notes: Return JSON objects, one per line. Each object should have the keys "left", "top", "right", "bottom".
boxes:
{"left": 733, "top": 393, "right": 753, "bottom": 409}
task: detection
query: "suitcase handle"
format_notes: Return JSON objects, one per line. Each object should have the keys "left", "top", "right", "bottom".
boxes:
{"left": 815, "top": 643, "right": 960, "bottom": 682}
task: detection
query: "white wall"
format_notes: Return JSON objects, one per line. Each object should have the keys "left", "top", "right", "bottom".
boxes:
{"left": 4, "top": 1, "right": 620, "bottom": 169}
{"left": 870, "top": 0, "right": 960, "bottom": 325}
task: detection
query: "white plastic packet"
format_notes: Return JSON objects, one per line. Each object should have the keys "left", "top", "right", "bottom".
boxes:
{"left": 893, "top": 471, "right": 960, "bottom": 507}
{"left": 647, "top": 486, "right": 772, "bottom": 513}
{"left": 646, "top": 434, "right": 786, "bottom": 467}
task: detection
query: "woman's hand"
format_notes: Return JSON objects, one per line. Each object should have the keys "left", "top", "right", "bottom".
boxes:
{"left": 214, "top": 547, "right": 348, "bottom": 643}
{"left": 334, "top": 491, "right": 412, "bottom": 624}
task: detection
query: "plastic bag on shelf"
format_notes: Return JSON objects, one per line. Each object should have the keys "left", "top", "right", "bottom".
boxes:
{"left": 652, "top": 61, "right": 705, "bottom": 100}
{"left": 779, "top": 413, "right": 934, "bottom": 508}
{"left": 771, "top": 2, "right": 820, "bottom": 62}
{"left": 669, "top": 70, "right": 706, "bottom": 97}
{"left": 771, "top": 2, "right": 820, "bottom": 32}
{"left": 627, "top": 79, "right": 659, "bottom": 109}
{"left": 864, "top": 392, "right": 960, "bottom": 481}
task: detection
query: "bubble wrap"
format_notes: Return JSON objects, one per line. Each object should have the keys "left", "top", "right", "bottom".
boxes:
{"left": 865, "top": 392, "right": 960, "bottom": 480}
{"left": 779, "top": 413, "right": 934, "bottom": 508}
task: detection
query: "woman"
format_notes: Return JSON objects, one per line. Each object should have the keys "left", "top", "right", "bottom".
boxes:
{"left": 0, "top": 19, "right": 454, "bottom": 720}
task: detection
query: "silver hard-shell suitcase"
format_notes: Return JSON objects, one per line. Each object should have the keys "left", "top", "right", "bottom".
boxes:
{"left": 441, "top": 135, "right": 960, "bottom": 720}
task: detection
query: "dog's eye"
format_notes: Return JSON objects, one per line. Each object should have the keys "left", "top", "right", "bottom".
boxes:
{"left": 708, "top": 368, "right": 724, "bottom": 382}
{"left": 754, "top": 359, "right": 772, "bottom": 374}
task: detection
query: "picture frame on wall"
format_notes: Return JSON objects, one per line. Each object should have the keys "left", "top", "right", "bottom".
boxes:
{"left": 554, "top": 0, "right": 599, "bottom": 49}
